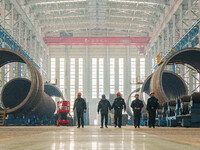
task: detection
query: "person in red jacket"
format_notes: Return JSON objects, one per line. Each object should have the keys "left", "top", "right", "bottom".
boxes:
{"left": 73, "top": 92, "right": 86, "bottom": 128}
{"left": 147, "top": 92, "right": 159, "bottom": 128}
{"left": 111, "top": 92, "right": 126, "bottom": 128}
{"left": 131, "top": 93, "right": 144, "bottom": 128}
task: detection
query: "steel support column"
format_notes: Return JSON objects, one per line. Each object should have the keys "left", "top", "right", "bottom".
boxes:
{"left": 188, "top": 0, "right": 194, "bottom": 94}
{"left": 166, "top": 24, "right": 170, "bottom": 54}
{"left": 10, "top": 4, "right": 14, "bottom": 36}
{"left": 162, "top": 31, "right": 165, "bottom": 56}
{"left": 172, "top": 15, "right": 176, "bottom": 45}
{"left": 125, "top": 46, "right": 131, "bottom": 99}
{"left": 18, "top": 16, "right": 22, "bottom": 44}
{"left": 105, "top": 46, "right": 110, "bottom": 97}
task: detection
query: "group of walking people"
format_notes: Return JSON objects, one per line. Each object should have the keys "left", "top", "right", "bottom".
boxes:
{"left": 73, "top": 91, "right": 159, "bottom": 128}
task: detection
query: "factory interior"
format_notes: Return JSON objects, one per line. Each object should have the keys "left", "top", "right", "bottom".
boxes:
{"left": 1, "top": 0, "right": 200, "bottom": 149}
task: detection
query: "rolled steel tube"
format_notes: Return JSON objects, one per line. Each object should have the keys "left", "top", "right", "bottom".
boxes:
{"left": 180, "top": 96, "right": 191, "bottom": 102}
{"left": 169, "top": 108, "right": 175, "bottom": 116}
{"left": 140, "top": 71, "right": 187, "bottom": 104}
{"left": 191, "top": 92, "right": 200, "bottom": 103}
{"left": 44, "top": 84, "right": 64, "bottom": 100}
{"left": 149, "top": 48, "right": 200, "bottom": 104}
{"left": 139, "top": 74, "right": 152, "bottom": 98}
{"left": 163, "top": 102, "right": 168, "bottom": 109}
{"left": 126, "top": 71, "right": 183, "bottom": 117}
{"left": 0, "top": 48, "right": 56, "bottom": 118}
{"left": 168, "top": 100, "right": 176, "bottom": 107}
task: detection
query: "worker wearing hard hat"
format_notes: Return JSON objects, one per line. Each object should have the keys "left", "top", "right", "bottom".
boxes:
{"left": 111, "top": 92, "right": 126, "bottom": 128}
{"left": 73, "top": 92, "right": 87, "bottom": 128}
{"left": 97, "top": 94, "right": 112, "bottom": 128}
{"left": 131, "top": 93, "right": 144, "bottom": 128}
{"left": 147, "top": 92, "right": 159, "bottom": 128}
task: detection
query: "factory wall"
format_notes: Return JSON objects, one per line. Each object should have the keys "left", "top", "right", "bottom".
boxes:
{"left": 49, "top": 45, "right": 145, "bottom": 125}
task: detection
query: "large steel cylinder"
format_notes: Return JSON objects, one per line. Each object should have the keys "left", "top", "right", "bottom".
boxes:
{"left": 140, "top": 71, "right": 187, "bottom": 104}
{"left": 2, "top": 78, "right": 56, "bottom": 117}
{"left": 168, "top": 100, "right": 176, "bottom": 107}
{"left": 44, "top": 84, "right": 64, "bottom": 100}
{"left": 180, "top": 96, "right": 191, "bottom": 102}
{"left": 149, "top": 48, "right": 200, "bottom": 104}
{"left": 139, "top": 73, "right": 152, "bottom": 100}
{"left": 0, "top": 48, "right": 56, "bottom": 118}
{"left": 191, "top": 92, "right": 200, "bottom": 104}
{"left": 126, "top": 70, "right": 187, "bottom": 117}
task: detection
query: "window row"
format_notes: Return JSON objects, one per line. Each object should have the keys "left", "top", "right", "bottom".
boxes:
{"left": 51, "top": 57, "right": 145, "bottom": 103}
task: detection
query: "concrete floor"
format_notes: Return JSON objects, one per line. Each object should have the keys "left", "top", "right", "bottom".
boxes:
{"left": 0, "top": 126, "right": 200, "bottom": 150}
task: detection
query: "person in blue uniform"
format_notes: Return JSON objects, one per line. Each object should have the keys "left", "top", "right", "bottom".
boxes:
{"left": 111, "top": 92, "right": 126, "bottom": 128}
{"left": 97, "top": 94, "right": 112, "bottom": 128}
{"left": 147, "top": 92, "right": 159, "bottom": 128}
{"left": 131, "top": 93, "right": 144, "bottom": 128}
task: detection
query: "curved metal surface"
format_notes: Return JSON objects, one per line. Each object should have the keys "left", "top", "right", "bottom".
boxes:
{"left": 180, "top": 95, "right": 191, "bottom": 102}
{"left": 139, "top": 74, "right": 152, "bottom": 103}
{"left": 126, "top": 88, "right": 140, "bottom": 117}
{"left": 2, "top": 78, "right": 56, "bottom": 117}
{"left": 191, "top": 92, "right": 200, "bottom": 103}
{"left": 127, "top": 70, "right": 187, "bottom": 116}
{"left": 168, "top": 100, "right": 176, "bottom": 106}
{"left": 149, "top": 48, "right": 200, "bottom": 104}
{"left": 0, "top": 48, "right": 56, "bottom": 117}
{"left": 2, "top": 78, "right": 31, "bottom": 110}
{"left": 44, "top": 84, "right": 64, "bottom": 100}
{"left": 140, "top": 74, "right": 152, "bottom": 96}
{"left": 141, "top": 71, "right": 187, "bottom": 104}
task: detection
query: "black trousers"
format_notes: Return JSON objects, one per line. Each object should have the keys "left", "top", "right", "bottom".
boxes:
{"left": 101, "top": 113, "right": 108, "bottom": 127}
{"left": 134, "top": 110, "right": 141, "bottom": 127}
{"left": 149, "top": 111, "right": 156, "bottom": 127}
{"left": 114, "top": 109, "right": 122, "bottom": 127}
{"left": 77, "top": 111, "right": 84, "bottom": 127}
{"left": 61, "top": 113, "right": 67, "bottom": 120}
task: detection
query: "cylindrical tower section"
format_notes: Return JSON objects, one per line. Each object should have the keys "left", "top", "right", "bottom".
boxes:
{"left": 0, "top": 48, "right": 56, "bottom": 117}
{"left": 149, "top": 48, "right": 200, "bottom": 104}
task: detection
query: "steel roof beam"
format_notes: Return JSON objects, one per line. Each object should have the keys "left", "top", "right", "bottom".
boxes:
{"left": 8, "top": 0, "right": 46, "bottom": 48}
{"left": 39, "top": 16, "right": 87, "bottom": 24}
{"left": 37, "top": 12, "right": 158, "bottom": 22}
{"left": 149, "top": 0, "right": 183, "bottom": 48}
{"left": 108, "top": 6, "right": 163, "bottom": 13}
{"left": 39, "top": 19, "right": 155, "bottom": 26}
{"left": 35, "top": 10, "right": 86, "bottom": 19}
{"left": 30, "top": 2, "right": 87, "bottom": 11}
{"left": 41, "top": 24, "right": 152, "bottom": 33}
{"left": 26, "top": 0, "right": 87, "bottom": 5}
{"left": 108, "top": 0, "right": 166, "bottom": 5}
{"left": 38, "top": 17, "right": 154, "bottom": 27}
{"left": 42, "top": 28, "right": 149, "bottom": 35}
{"left": 27, "top": 0, "right": 165, "bottom": 5}
{"left": 32, "top": 7, "right": 86, "bottom": 15}
{"left": 30, "top": 3, "right": 162, "bottom": 13}
{"left": 40, "top": 18, "right": 155, "bottom": 27}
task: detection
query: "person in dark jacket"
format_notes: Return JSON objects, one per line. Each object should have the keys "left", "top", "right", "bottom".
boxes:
{"left": 147, "top": 92, "right": 159, "bottom": 128}
{"left": 97, "top": 94, "right": 112, "bottom": 128}
{"left": 111, "top": 92, "right": 126, "bottom": 128}
{"left": 131, "top": 93, "right": 144, "bottom": 128}
{"left": 73, "top": 92, "right": 87, "bottom": 128}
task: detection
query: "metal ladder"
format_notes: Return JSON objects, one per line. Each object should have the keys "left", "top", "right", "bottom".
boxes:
{"left": 0, "top": 110, "right": 6, "bottom": 126}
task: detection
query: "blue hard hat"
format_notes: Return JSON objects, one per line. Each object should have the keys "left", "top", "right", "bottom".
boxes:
{"left": 102, "top": 94, "right": 106, "bottom": 98}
